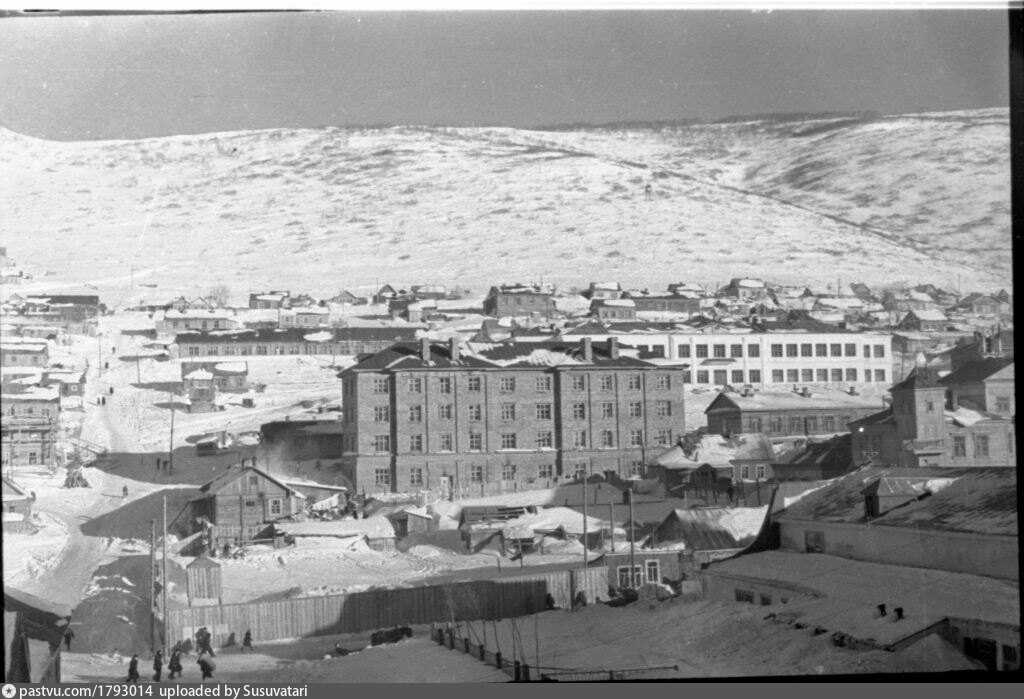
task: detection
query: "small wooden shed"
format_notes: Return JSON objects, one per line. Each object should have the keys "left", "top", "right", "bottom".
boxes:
{"left": 186, "top": 555, "right": 222, "bottom": 607}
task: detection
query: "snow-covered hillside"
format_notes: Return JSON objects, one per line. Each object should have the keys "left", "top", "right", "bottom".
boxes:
{"left": 0, "top": 109, "right": 1009, "bottom": 302}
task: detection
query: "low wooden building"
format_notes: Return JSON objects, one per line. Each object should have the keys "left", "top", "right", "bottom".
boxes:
{"left": 186, "top": 555, "right": 222, "bottom": 606}
{"left": 705, "top": 387, "right": 881, "bottom": 439}
{"left": 2, "top": 477, "right": 33, "bottom": 533}
{"left": 190, "top": 467, "right": 306, "bottom": 547}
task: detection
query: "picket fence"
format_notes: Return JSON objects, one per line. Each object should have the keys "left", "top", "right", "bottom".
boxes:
{"left": 166, "top": 566, "right": 607, "bottom": 647}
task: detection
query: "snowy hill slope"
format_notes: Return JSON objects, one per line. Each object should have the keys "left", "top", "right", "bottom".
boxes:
{"left": 0, "top": 109, "right": 1009, "bottom": 302}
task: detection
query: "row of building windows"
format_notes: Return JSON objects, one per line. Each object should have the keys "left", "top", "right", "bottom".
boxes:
{"left": 677, "top": 343, "right": 886, "bottom": 359}
{"left": 371, "top": 400, "right": 672, "bottom": 423}
{"left": 735, "top": 464, "right": 769, "bottom": 480}
{"left": 188, "top": 342, "right": 389, "bottom": 357}
{"left": 950, "top": 434, "right": 1005, "bottom": 458}
{"left": 363, "top": 428, "right": 668, "bottom": 454}
{"left": 369, "top": 374, "right": 672, "bottom": 395}
{"left": 373, "top": 459, "right": 647, "bottom": 488}
{"left": 682, "top": 367, "right": 886, "bottom": 384}
{"left": 744, "top": 415, "right": 851, "bottom": 434}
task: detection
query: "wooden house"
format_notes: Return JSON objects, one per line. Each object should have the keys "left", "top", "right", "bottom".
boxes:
{"left": 898, "top": 309, "right": 949, "bottom": 332}
{"left": 185, "top": 555, "right": 222, "bottom": 606}
{"left": 2, "top": 477, "right": 33, "bottom": 533}
{"left": 190, "top": 467, "right": 306, "bottom": 547}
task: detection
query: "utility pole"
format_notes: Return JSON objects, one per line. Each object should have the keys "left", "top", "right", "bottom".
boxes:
{"left": 136, "top": 354, "right": 141, "bottom": 384}
{"left": 97, "top": 332, "right": 103, "bottom": 376}
{"left": 149, "top": 519, "right": 156, "bottom": 653}
{"left": 162, "top": 495, "right": 168, "bottom": 647}
{"left": 581, "top": 460, "right": 588, "bottom": 569}
{"left": 628, "top": 485, "right": 636, "bottom": 588}
{"left": 168, "top": 392, "right": 175, "bottom": 475}
{"left": 608, "top": 491, "right": 615, "bottom": 553}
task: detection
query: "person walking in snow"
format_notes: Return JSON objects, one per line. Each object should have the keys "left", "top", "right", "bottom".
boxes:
{"left": 126, "top": 654, "right": 140, "bottom": 683}
{"left": 242, "top": 629, "right": 254, "bottom": 652}
{"left": 644, "top": 183, "right": 653, "bottom": 201}
{"left": 122, "top": 485, "right": 129, "bottom": 499}
{"left": 168, "top": 648, "right": 183, "bottom": 679}
{"left": 63, "top": 625, "right": 75, "bottom": 651}
{"left": 152, "top": 649, "right": 164, "bottom": 682}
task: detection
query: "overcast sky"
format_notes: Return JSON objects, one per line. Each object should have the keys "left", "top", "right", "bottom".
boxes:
{"left": 0, "top": 9, "right": 1009, "bottom": 140}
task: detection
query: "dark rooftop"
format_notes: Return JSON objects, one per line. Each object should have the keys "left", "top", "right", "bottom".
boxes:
{"left": 939, "top": 356, "right": 1014, "bottom": 385}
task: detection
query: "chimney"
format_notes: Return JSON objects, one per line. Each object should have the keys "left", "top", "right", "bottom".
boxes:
{"left": 742, "top": 386, "right": 753, "bottom": 397}
{"left": 894, "top": 607, "right": 904, "bottom": 621}
{"left": 581, "top": 337, "right": 593, "bottom": 362}
{"left": 607, "top": 337, "right": 619, "bottom": 359}
{"left": 802, "top": 387, "right": 811, "bottom": 398}
{"left": 420, "top": 337, "right": 431, "bottom": 362}
{"left": 876, "top": 604, "right": 887, "bottom": 618}
{"left": 848, "top": 386, "right": 858, "bottom": 396}
{"left": 449, "top": 336, "right": 460, "bottom": 362}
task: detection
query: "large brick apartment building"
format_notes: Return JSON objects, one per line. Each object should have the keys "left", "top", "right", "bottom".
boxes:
{"left": 338, "top": 338, "right": 686, "bottom": 496}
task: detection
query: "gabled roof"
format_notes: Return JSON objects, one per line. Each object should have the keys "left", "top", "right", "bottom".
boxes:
{"left": 772, "top": 434, "right": 852, "bottom": 468}
{"left": 199, "top": 466, "right": 302, "bottom": 497}
{"left": 890, "top": 367, "right": 942, "bottom": 391}
{"left": 902, "top": 308, "right": 948, "bottom": 323}
{"left": 652, "top": 506, "right": 768, "bottom": 551}
{"left": 706, "top": 388, "right": 882, "bottom": 413}
{"left": 175, "top": 326, "right": 418, "bottom": 344}
{"left": 939, "top": 357, "right": 1013, "bottom": 385}
{"left": 777, "top": 466, "right": 1016, "bottom": 536}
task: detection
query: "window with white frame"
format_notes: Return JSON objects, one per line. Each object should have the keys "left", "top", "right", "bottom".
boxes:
{"left": 468, "top": 432, "right": 483, "bottom": 451}
{"left": 656, "top": 374, "right": 671, "bottom": 390}
{"left": 502, "top": 463, "right": 517, "bottom": 481}
{"left": 374, "top": 468, "right": 390, "bottom": 486}
{"left": 629, "top": 429, "right": 644, "bottom": 447}
{"left": 438, "top": 403, "right": 453, "bottom": 420}
{"left": 627, "top": 375, "right": 642, "bottom": 390}
{"left": 539, "top": 464, "right": 553, "bottom": 479}
{"left": 269, "top": 498, "right": 282, "bottom": 516}
{"left": 409, "top": 405, "right": 423, "bottom": 422}
{"left": 572, "top": 431, "right": 587, "bottom": 448}
{"left": 467, "top": 404, "right": 482, "bottom": 421}
{"left": 628, "top": 402, "right": 643, "bottom": 418}
{"left": 601, "top": 402, "right": 615, "bottom": 418}
{"left": 409, "top": 435, "right": 424, "bottom": 452}
{"left": 409, "top": 468, "right": 424, "bottom": 487}
{"left": 470, "top": 464, "right": 484, "bottom": 482}
{"left": 655, "top": 400, "right": 671, "bottom": 417}
{"left": 571, "top": 375, "right": 586, "bottom": 391}
{"left": 536, "top": 375, "right": 552, "bottom": 392}
{"left": 600, "top": 430, "right": 614, "bottom": 448}
{"left": 572, "top": 402, "right": 587, "bottom": 419}
{"left": 499, "top": 376, "right": 516, "bottom": 393}
{"left": 439, "top": 433, "right": 453, "bottom": 452}
{"left": 407, "top": 377, "right": 423, "bottom": 393}
{"left": 536, "top": 431, "right": 553, "bottom": 448}
{"left": 536, "top": 403, "right": 552, "bottom": 420}
{"left": 372, "top": 435, "right": 391, "bottom": 453}
{"left": 500, "top": 433, "right": 517, "bottom": 449}
{"left": 467, "top": 376, "right": 481, "bottom": 392}
{"left": 373, "top": 406, "right": 389, "bottom": 423}
{"left": 599, "top": 375, "right": 614, "bottom": 391}
{"left": 501, "top": 403, "right": 516, "bottom": 421}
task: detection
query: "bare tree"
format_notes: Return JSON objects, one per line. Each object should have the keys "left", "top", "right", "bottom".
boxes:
{"left": 208, "top": 284, "right": 231, "bottom": 308}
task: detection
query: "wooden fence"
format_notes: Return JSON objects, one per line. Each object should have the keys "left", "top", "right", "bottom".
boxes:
{"left": 167, "top": 566, "right": 608, "bottom": 647}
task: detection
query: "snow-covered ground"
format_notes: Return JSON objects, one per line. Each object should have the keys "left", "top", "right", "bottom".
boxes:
{"left": 0, "top": 109, "right": 1010, "bottom": 303}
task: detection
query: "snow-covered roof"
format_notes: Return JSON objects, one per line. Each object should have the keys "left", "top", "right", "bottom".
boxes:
{"left": 212, "top": 362, "right": 247, "bottom": 374}
{"left": 906, "top": 309, "right": 948, "bottom": 322}
{"left": 600, "top": 299, "right": 636, "bottom": 308}
{"left": 183, "top": 369, "right": 214, "bottom": 381}
{"left": 276, "top": 517, "right": 395, "bottom": 539}
{"left": 164, "top": 309, "right": 232, "bottom": 320}
{"left": 499, "top": 507, "right": 609, "bottom": 537}
{"left": 736, "top": 279, "right": 765, "bottom": 288}
{"left": 290, "top": 306, "right": 329, "bottom": 315}
{"left": 1, "top": 386, "right": 60, "bottom": 400}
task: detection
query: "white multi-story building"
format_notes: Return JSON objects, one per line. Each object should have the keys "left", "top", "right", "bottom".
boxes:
{"left": 548, "top": 319, "right": 893, "bottom": 389}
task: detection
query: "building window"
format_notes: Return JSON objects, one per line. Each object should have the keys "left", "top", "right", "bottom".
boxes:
{"left": 374, "top": 469, "right": 390, "bottom": 486}
{"left": 499, "top": 377, "right": 516, "bottom": 393}
{"left": 436, "top": 377, "right": 452, "bottom": 394}
{"left": 953, "top": 436, "right": 966, "bottom": 457}
{"left": 408, "top": 377, "right": 423, "bottom": 393}
{"left": 628, "top": 402, "right": 643, "bottom": 418}
{"left": 740, "top": 465, "right": 750, "bottom": 479}
{"left": 873, "top": 344, "right": 885, "bottom": 358}
{"left": 713, "top": 369, "right": 727, "bottom": 385}
{"left": 678, "top": 345, "right": 691, "bottom": 359}
{"left": 501, "top": 403, "right": 516, "bottom": 421}
{"left": 655, "top": 429, "right": 672, "bottom": 446}
{"left": 470, "top": 465, "right": 483, "bottom": 482}
{"left": 747, "top": 417, "right": 762, "bottom": 432}
{"left": 599, "top": 375, "right": 614, "bottom": 391}
{"left": 875, "top": 369, "right": 886, "bottom": 382}
{"left": 815, "top": 343, "right": 827, "bottom": 357}
{"left": 655, "top": 400, "right": 672, "bottom": 417}
{"left": 800, "top": 343, "right": 813, "bottom": 357}
{"left": 845, "top": 368, "right": 857, "bottom": 382}
{"left": 629, "top": 429, "right": 644, "bottom": 447}
{"left": 571, "top": 375, "right": 586, "bottom": 391}
{"left": 627, "top": 375, "right": 642, "bottom": 390}
{"left": 732, "top": 370, "right": 745, "bottom": 384}
{"left": 845, "top": 343, "right": 857, "bottom": 357}
{"left": 409, "top": 435, "right": 424, "bottom": 452}
{"left": 438, "top": 404, "right": 453, "bottom": 420}
{"left": 788, "top": 417, "right": 803, "bottom": 433}
{"left": 755, "top": 464, "right": 766, "bottom": 479}
{"left": 695, "top": 344, "right": 709, "bottom": 358}
{"left": 501, "top": 463, "right": 517, "bottom": 481}
{"left": 536, "top": 431, "right": 553, "bottom": 448}
{"left": 536, "top": 403, "right": 553, "bottom": 420}
{"left": 974, "top": 434, "right": 989, "bottom": 457}
{"left": 469, "top": 433, "right": 483, "bottom": 451}
{"left": 771, "top": 344, "right": 784, "bottom": 358}
{"left": 439, "top": 433, "right": 453, "bottom": 452}
{"left": 409, "top": 405, "right": 423, "bottom": 422}
{"left": 373, "top": 435, "right": 391, "bottom": 453}
{"left": 749, "top": 369, "right": 762, "bottom": 383}
{"left": 771, "top": 370, "right": 784, "bottom": 383}
{"left": 373, "top": 406, "right": 390, "bottom": 423}
{"left": 572, "top": 402, "right": 587, "bottom": 419}
{"left": 863, "top": 345, "right": 872, "bottom": 358}
{"left": 683, "top": 371, "right": 692, "bottom": 384}
{"left": 600, "top": 402, "right": 615, "bottom": 418}
{"left": 373, "top": 377, "right": 389, "bottom": 393}
{"left": 831, "top": 369, "right": 843, "bottom": 382}
{"left": 822, "top": 416, "right": 835, "bottom": 432}
{"left": 409, "top": 468, "right": 423, "bottom": 487}
{"left": 786, "top": 344, "right": 798, "bottom": 358}
{"left": 267, "top": 498, "right": 282, "bottom": 515}
{"left": 996, "top": 397, "right": 1011, "bottom": 413}
{"left": 645, "top": 560, "right": 660, "bottom": 583}
{"left": 573, "top": 463, "right": 588, "bottom": 480}
{"left": 786, "top": 369, "right": 798, "bottom": 383}
{"left": 713, "top": 344, "right": 726, "bottom": 358}
{"left": 600, "top": 430, "right": 615, "bottom": 448}
{"left": 656, "top": 374, "right": 671, "bottom": 390}
{"left": 801, "top": 369, "right": 814, "bottom": 382}
{"left": 572, "top": 431, "right": 587, "bottom": 448}
{"left": 813, "top": 368, "right": 826, "bottom": 382}
{"left": 748, "top": 345, "right": 760, "bottom": 358}
{"left": 769, "top": 417, "right": 784, "bottom": 433}
{"left": 731, "top": 344, "right": 744, "bottom": 358}
{"left": 467, "top": 376, "right": 481, "bottom": 392}
{"left": 735, "top": 589, "right": 755, "bottom": 604}
{"left": 539, "top": 464, "right": 553, "bottom": 479}
{"left": 830, "top": 343, "right": 842, "bottom": 357}
{"left": 696, "top": 370, "right": 709, "bottom": 384}
{"left": 536, "top": 375, "right": 552, "bottom": 392}
{"left": 805, "top": 530, "right": 825, "bottom": 553}
{"left": 501, "top": 433, "right": 517, "bottom": 449}
{"left": 464, "top": 404, "right": 481, "bottom": 422}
